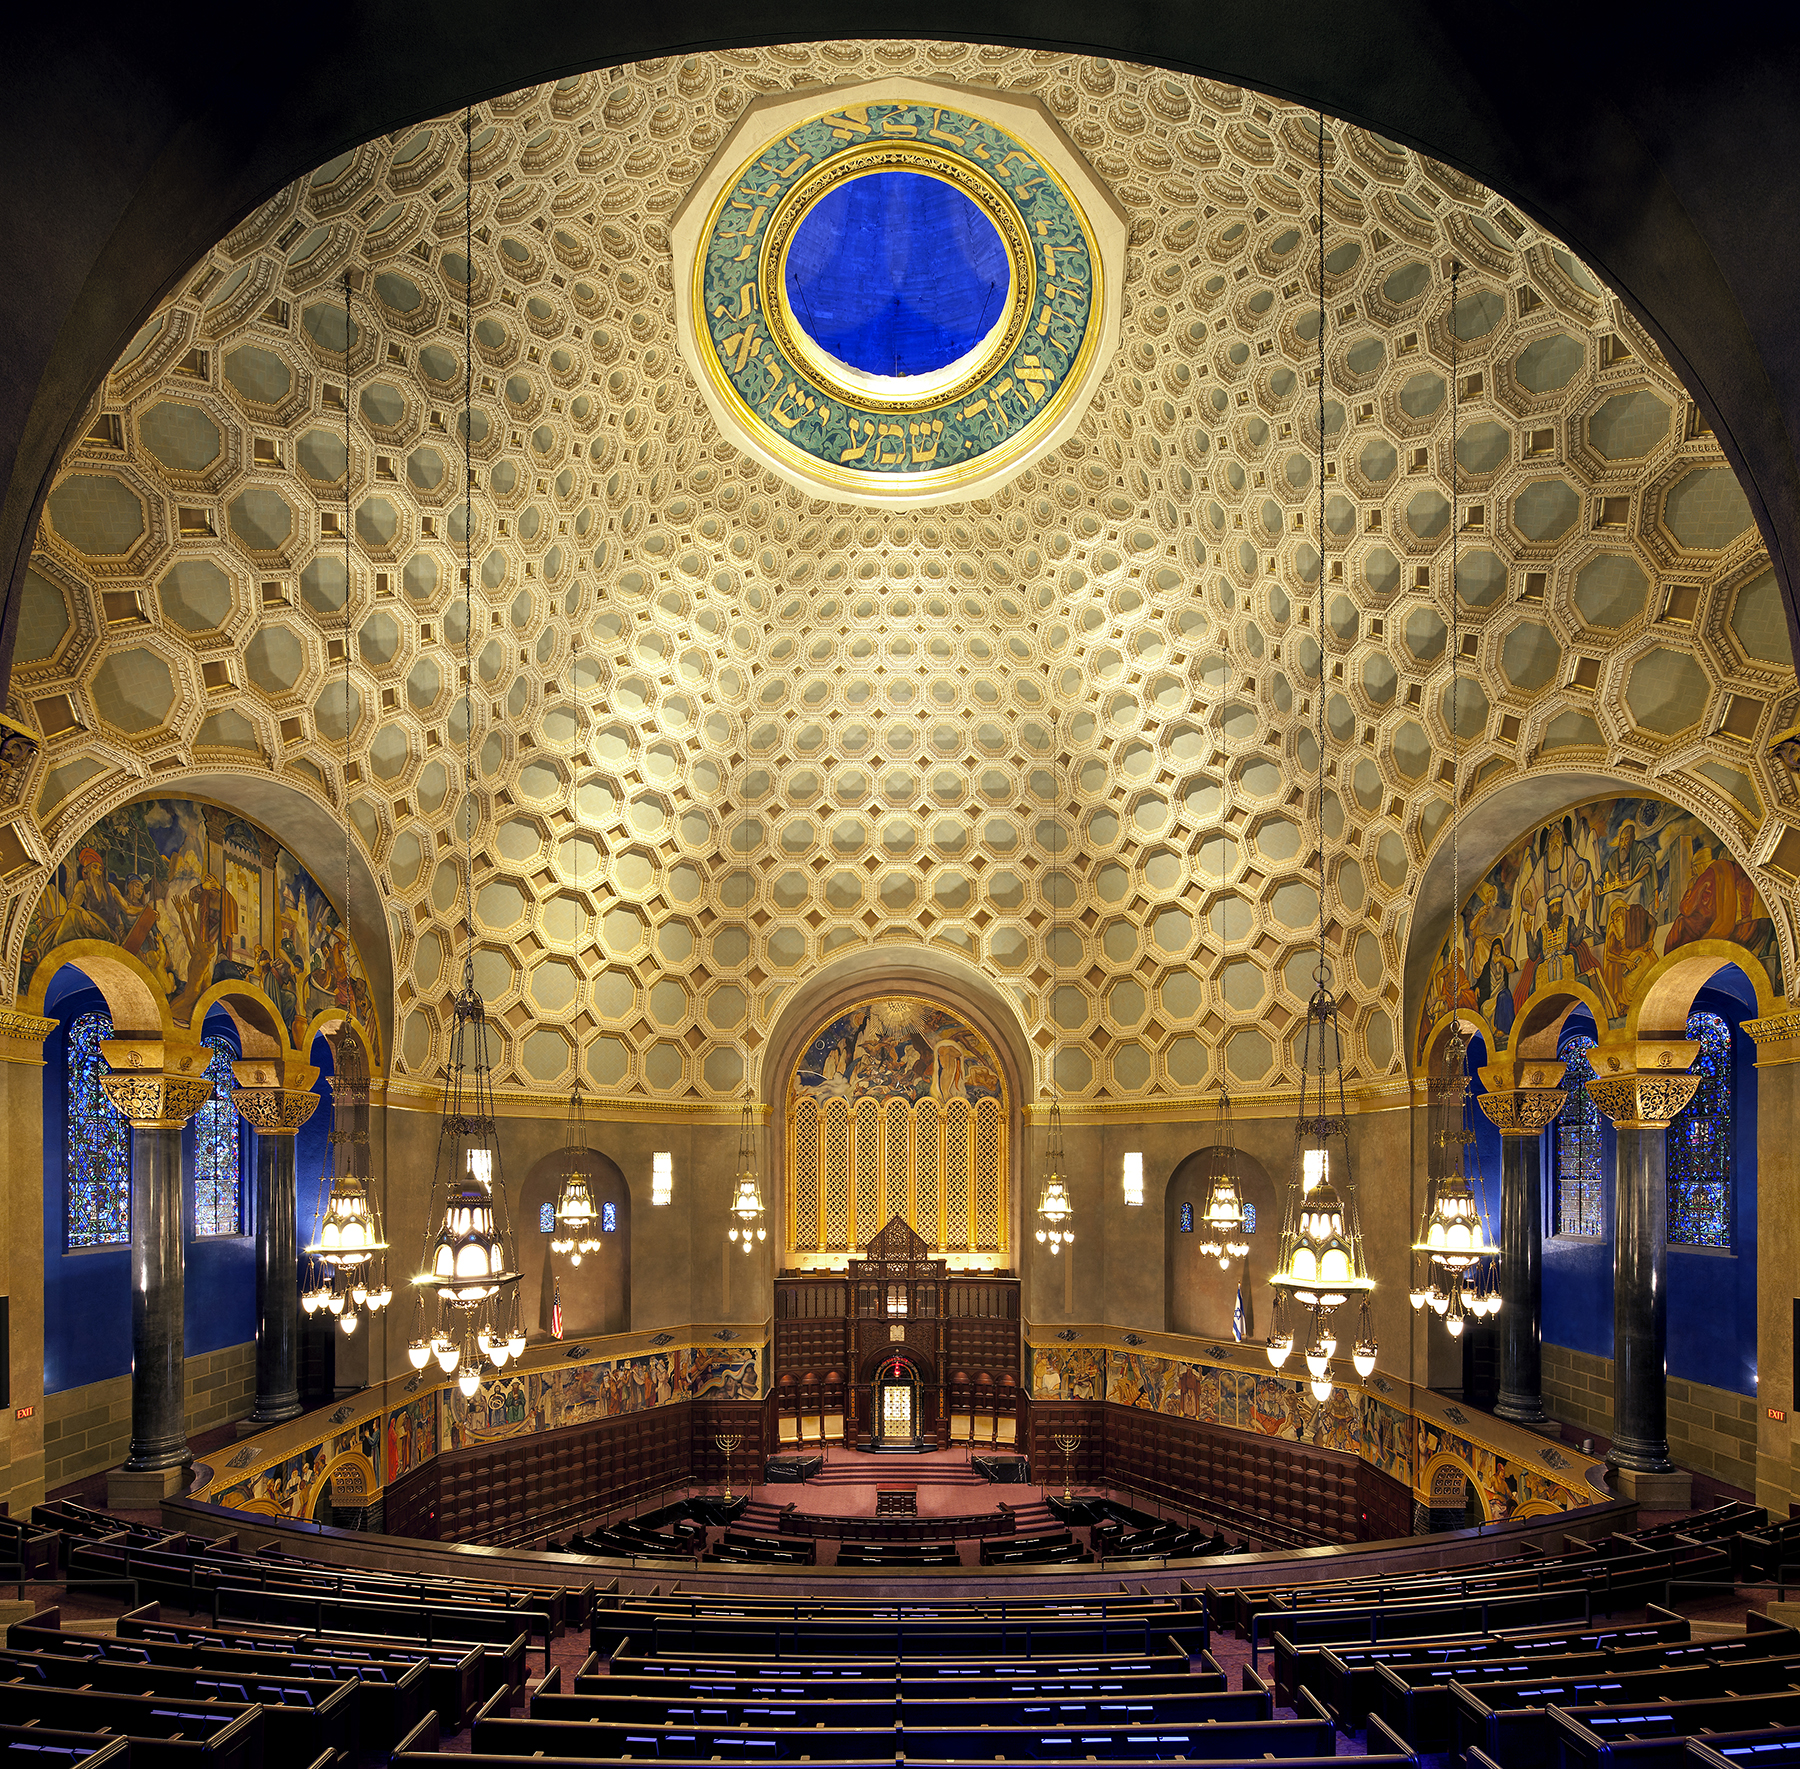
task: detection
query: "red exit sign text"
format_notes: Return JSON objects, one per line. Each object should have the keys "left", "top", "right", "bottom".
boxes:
{"left": 13, "top": 1406, "right": 32, "bottom": 1420}
{"left": 1770, "top": 1407, "right": 1788, "bottom": 1422}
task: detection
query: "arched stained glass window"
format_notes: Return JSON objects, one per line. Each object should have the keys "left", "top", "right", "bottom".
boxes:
{"left": 1179, "top": 1200, "right": 1193, "bottom": 1233}
{"left": 1669, "top": 1009, "right": 1732, "bottom": 1248}
{"left": 191, "top": 1035, "right": 244, "bottom": 1236}
{"left": 1554, "top": 1030, "right": 1603, "bottom": 1237}
{"left": 67, "top": 1009, "right": 130, "bottom": 1248}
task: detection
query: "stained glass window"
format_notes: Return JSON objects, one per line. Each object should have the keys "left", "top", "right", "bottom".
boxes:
{"left": 602, "top": 1200, "right": 617, "bottom": 1233}
{"left": 1669, "top": 1009, "right": 1732, "bottom": 1248}
{"left": 1179, "top": 1200, "right": 1193, "bottom": 1233}
{"left": 66, "top": 1009, "right": 130, "bottom": 1249}
{"left": 191, "top": 1036, "right": 244, "bottom": 1236}
{"left": 539, "top": 1200, "right": 554, "bottom": 1233}
{"left": 1555, "top": 1031, "right": 1604, "bottom": 1237}
{"left": 1243, "top": 1202, "right": 1256, "bottom": 1233}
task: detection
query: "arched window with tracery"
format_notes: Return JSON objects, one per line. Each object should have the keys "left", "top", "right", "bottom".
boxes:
{"left": 1553, "top": 1030, "right": 1604, "bottom": 1237}
{"left": 1668, "top": 1008, "right": 1732, "bottom": 1248}
{"left": 66, "top": 1008, "right": 130, "bottom": 1249}
{"left": 191, "top": 1034, "right": 244, "bottom": 1236}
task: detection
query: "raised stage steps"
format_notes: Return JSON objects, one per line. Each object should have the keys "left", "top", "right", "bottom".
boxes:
{"left": 797, "top": 1457, "right": 994, "bottom": 1488}
{"left": 740, "top": 1496, "right": 1057, "bottom": 1536}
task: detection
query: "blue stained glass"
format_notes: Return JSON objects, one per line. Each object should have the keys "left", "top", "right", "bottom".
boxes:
{"left": 784, "top": 172, "right": 1010, "bottom": 379}
{"left": 539, "top": 1200, "right": 554, "bottom": 1233}
{"left": 1669, "top": 1009, "right": 1732, "bottom": 1248}
{"left": 1555, "top": 1031, "right": 1604, "bottom": 1236}
{"left": 66, "top": 1009, "right": 130, "bottom": 1248}
{"left": 1243, "top": 1202, "right": 1256, "bottom": 1233}
{"left": 191, "top": 1036, "right": 243, "bottom": 1236}
{"left": 602, "top": 1200, "right": 617, "bottom": 1233}
{"left": 1179, "top": 1201, "right": 1193, "bottom": 1233}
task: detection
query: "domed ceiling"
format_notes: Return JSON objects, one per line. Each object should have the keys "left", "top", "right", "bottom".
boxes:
{"left": 10, "top": 42, "right": 1797, "bottom": 1107}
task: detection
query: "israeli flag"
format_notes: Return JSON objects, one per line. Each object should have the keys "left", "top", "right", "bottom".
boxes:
{"left": 1232, "top": 1284, "right": 1246, "bottom": 1344}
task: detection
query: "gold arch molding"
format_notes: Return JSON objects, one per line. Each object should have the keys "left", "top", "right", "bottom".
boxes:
{"left": 673, "top": 77, "right": 1128, "bottom": 505}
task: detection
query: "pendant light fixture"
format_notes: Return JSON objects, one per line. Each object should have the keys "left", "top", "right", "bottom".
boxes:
{"left": 1267, "top": 112, "right": 1376, "bottom": 1390}
{"left": 550, "top": 1089, "right": 600, "bottom": 1265}
{"left": 409, "top": 105, "right": 523, "bottom": 1389}
{"left": 1035, "top": 713, "right": 1074, "bottom": 1255}
{"left": 1410, "top": 261, "right": 1502, "bottom": 1337}
{"left": 1195, "top": 1091, "right": 1250, "bottom": 1271}
{"left": 726, "top": 799, "right": 766, "bottom": 1253}
{"left": 300, "top": 270, "right": 392, "bottom": 1338}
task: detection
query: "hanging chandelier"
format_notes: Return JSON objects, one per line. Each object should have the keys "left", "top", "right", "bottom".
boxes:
{"left": 1036, "top": 714, "right": 1074, "bottom": 1256}
{"left": 407, "top": 106, "right": 522, "bottom": 1398}
{"left": 1406, "top": 260, "right": 1502, "bottom": 1341}
{"left": 299, "top": 270, "right": 390, "bottom": 1338}
{"left": 727, "top": 1094, "right": 766, "bottom": 1252}
{"left": 1410, "top": 1030, "right": 1502, "bottom": 1336}
{"left": 550, "top": 1089, "right": 600, "bottom": 1265}
{"left": 1035, "top": 1099, "right": 1073, "bottom": 1253}
{"left": 1195, "top": 1092, "right": 1250, "bottom": 1270}
{"left": 301, "top": 1024, "right": 391, "bottom": 1332}
{"left": 1267, "top": 111, "right": 1376, "bottom": 1402}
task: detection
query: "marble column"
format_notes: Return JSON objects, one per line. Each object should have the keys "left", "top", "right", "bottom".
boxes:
{"left": 98, "top": 1040, "right": 216, "bottom": 1501}
{"left": 1745, "top": 1013, "right": 1800, "bottom": 1520}
{"left": 231, "top": 1058, "right": 320, "bottom": 1427}
{"left": 1478, "top": 1061, "right": 1567, "bottom": 1428}
{"left": 1586, "top": 1044, "right": 1699, "bottom": 1503}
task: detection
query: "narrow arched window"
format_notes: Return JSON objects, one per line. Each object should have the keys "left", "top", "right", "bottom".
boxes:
{"left": 1668, "top": 1009, "right": 1732, "bottom": 1248}
{"left": 66, "top": 1009, "right": 130, "bottom": 1248}
{"left": 1554, "top": 1030, "right": 1604, "bottom": 1237}
{"left": 191, "top": 1035, "right": 244, "bottom": 1236}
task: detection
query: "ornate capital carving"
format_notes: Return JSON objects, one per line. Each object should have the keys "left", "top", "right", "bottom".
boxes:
{"left": 230, "top": 1086, "right": 321, "bottom": 1135}
{"left": 0, "top": 1008, "right": 59, "bottom": 1066}
{"left": 1585, "top": 1072, "right": 1701, "bottom": 1129}
{"left": 1745, "top": 1013, "right": 1800, "bottom": 1066}
{"left": 100, "top": 1071, "right": 216, "bottom": 1128}
{"left": 1478, "top": 1087, "right": 1569, "bottom": 1136}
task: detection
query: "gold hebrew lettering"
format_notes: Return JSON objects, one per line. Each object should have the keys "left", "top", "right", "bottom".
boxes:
{"left": 875, "top": 422, "right": 908, "bottom": 465}
{"left": 910, "top": 420, "right": 945, "bottom": 463}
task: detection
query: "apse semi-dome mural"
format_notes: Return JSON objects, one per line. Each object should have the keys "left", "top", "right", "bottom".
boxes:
{"left": 1417, "top": 792, "right": 1783, "bottom": 1062}
{"left": 6, "top": 42, "right": 1796, "bottom": 1109}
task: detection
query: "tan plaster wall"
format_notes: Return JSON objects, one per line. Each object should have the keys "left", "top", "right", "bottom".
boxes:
{"left": 43, "top": 1341, "right": 254, "bottom": 1492}
{"left": 1756, "top": 1054, "right": 1797, "bottom": 1519}
{"left": 0, "top": 1053, "right": 46, "bottom": 1517}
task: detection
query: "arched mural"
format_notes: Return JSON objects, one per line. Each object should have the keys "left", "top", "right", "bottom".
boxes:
{"left": 1417, "top": 794, "right": 1782, "bottom": 1066}
{"left": 786, "top": 996, "right": 1007, "bottom": 1256}
{"left": 19, "top": 796, "right": 379, "bottom": 1057}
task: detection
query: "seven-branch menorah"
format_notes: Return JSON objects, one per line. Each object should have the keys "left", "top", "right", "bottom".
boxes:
{"left": 714, "top": 1433, "right": 743, "bottom": 1501}
{"left": 1052, "top": 1429, "right": 1082, "bottom": 1503}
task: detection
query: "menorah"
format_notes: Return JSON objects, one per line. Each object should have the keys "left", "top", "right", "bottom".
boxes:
{"left": 714, "top": 1433, "right": 743, "bottom": 1501}
{"left": 1052, "top": 1429, "right": 1083, "bottom": 1503}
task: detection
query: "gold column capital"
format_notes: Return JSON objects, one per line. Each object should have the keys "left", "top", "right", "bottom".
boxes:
{"left": 1585, "top": 1064, "right": 1701, "bottom": 1130}
{"left": 230, "top": 1086, "right": 321, "bottom": 1136}
{"left": 1744, "top": 1010, "right": 1800, "bottom": 1066}
{"left": 0, "top": 1008, "right": 59, "bottom": 1066}
{"left": 1477, "top": 1085, "right": 1569, "bottom": 1137}
{"left": 98, "top": 1036, "right": 217, "bottom": 1128}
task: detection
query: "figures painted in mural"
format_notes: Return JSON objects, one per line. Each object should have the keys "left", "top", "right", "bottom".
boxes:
{"left": 795, "top": 997, "right": 1002, "bottom": 1104}
{"left": 1419, "top": 796, "right": 1780, "bottom": 1062}
{"left": 19, "top": 797, "right": 378, "bottom": 1057}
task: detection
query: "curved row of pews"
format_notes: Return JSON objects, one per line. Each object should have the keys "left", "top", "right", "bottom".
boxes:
{"left": 1, "top": 1496, "right": 1798, "bottom": 1768}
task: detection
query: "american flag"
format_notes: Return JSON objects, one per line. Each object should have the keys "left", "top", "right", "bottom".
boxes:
{"left": 550, "top": 1279, "right": 564, "bottom": 1341}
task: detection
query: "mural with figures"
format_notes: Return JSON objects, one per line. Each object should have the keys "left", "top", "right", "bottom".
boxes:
{"left": 203, "top": 1343, "right": 759, "bottom": 1517}
{"left": 793, "top": 997, "right": 1002, "bottom": 1105}
{"left": 1416, "top": 794, "right": 1782, "bottom": 1066}
{"left": 19, "top": 796, "right": 379, "bottom": 1057}
{"left": 1031, "top": 1344, "right": 1583, "bottom": 1519}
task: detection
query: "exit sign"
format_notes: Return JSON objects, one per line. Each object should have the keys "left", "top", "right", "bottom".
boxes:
{"left": 12, "top": 1405, "right": 30, "bottom": 1420}
{"left": 1770, "top": 1407, "right": 1788, "bottom": 1422}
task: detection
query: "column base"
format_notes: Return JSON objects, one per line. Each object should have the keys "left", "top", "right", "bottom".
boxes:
{"left": 242, "top": 1397, "right": 302, "bottom": 1429}
{"left": 1494, "top": 1394, "right": 1551, "bottom": 1427}
{"left": 107, "top": 1463, "right": 192, "bottom": 1507}
{"left": 1614, "top": 1465, "right": 1693, "bottom": 1509}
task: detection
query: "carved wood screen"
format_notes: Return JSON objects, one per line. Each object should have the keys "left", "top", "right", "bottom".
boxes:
{"left": 787, "top": 996, "right": 1007, "bottom": 1255}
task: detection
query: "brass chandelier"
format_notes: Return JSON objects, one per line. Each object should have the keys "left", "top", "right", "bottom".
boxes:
{"left": 550, "top": 1089, "right": 601, "bottom": 1265}
{"left": 1035, "top": 714, "right": 1074, "bottom": 1255}
{"left": 1266, "top": 113, "right": 1376, "bottom": 1404}
{"left": 407, "top": 108, "right": 523, "bottom": 1399}
{"left": 726, "top": 799, "right": 765, "bottom": 1253}
{"left": 1195, "top": 1091, "right": 1249, "bottom": 1271}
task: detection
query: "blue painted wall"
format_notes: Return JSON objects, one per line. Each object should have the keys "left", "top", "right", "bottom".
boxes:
{"left": 41, "top": 966, "right": 335, "bottom": 1397}
{"left": 1540, "top": 973, "right": 1759, "bottom": 1398}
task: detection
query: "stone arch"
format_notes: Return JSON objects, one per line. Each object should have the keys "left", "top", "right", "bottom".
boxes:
{"left": 516, "top": 1142, "right": 630, "bottom": 1338}
{"left": 1626, "top": 941, "right": 1778, "bottom": 1039}
{"left": 763, "top": 945, "right": 1029, "bottom": 1264}
{"left": 306, "top": 1447, "right": 380, "bottom": 1516}
{"left": 24, "top": 940, "right": 175, "bottom": 1038}
{"left": 1163, "top": 1139, "right": 1279, "bottom": 1338}
{"left": 190, "top": 979, "right": 290, "bottom": 1059}
{"left": 1416, "top": 1449, "right": 1494, "bottom": 1521}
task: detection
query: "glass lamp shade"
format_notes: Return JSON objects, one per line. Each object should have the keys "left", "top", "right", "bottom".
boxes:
{"left": 307, "top": 1174, "right": 387, "bottom": 1268}
{"left": 1304, "top": 1347, "right": 1329, "bottom": 1379}
{"left": 407, "top": 1339, "right": 431, "bottom": 1369}
{"left": 554, "top": 1171, "right": 597, "bottom": 1234}
{"left": 339, "top": 1311, "right": 358, "bottom": 1335}
{"left": 434, "top": 1342, "right": 460, "bottom": 1374}
{"left": 1269, "top": 1173, "right": 1374, "bottom": 1310}
{"left": 1446, "top": 1313, "right": 1465, "bottom": 1338}
{"left": 457, "top": 1366, "right": 481, "bottom": 1398}
{"left": 1266, "top": 1331, "right": 1293, "bottom": 1369}
{"left": 1309, "top": 1376, "right": 1333, "bottom": 1404}
{"left": 506, "top": 1325, "right": 527, "bottom": 1358}
{"left": 419, "top": 1149, "right": 518, "bottom": 1306}
{"left": 1352, "top": 1340, "right": 1377, "bottom": 1379}
{"left": 1414, "top": 1177, "right": 1498, "bottom": 1268}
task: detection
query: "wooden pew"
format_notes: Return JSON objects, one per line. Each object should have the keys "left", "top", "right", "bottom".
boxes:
{"left": 212, "top": 1585, "right": 546, "bottom": 1664}
{"left": 0, "top": 1727, "right": 129, "bottom": 1769}
{"left": 600, "top": 1638, "right": 1195, "bottom": 1683}
{"left": 591, "top": 1615, "right": 1190, "bottom": 1660}
{"left": 0, "top": 1686, "right": 262, "bottom": 1769}
{"left": 1472, "top": 1680, "right": 1800, "bottom": 1768}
